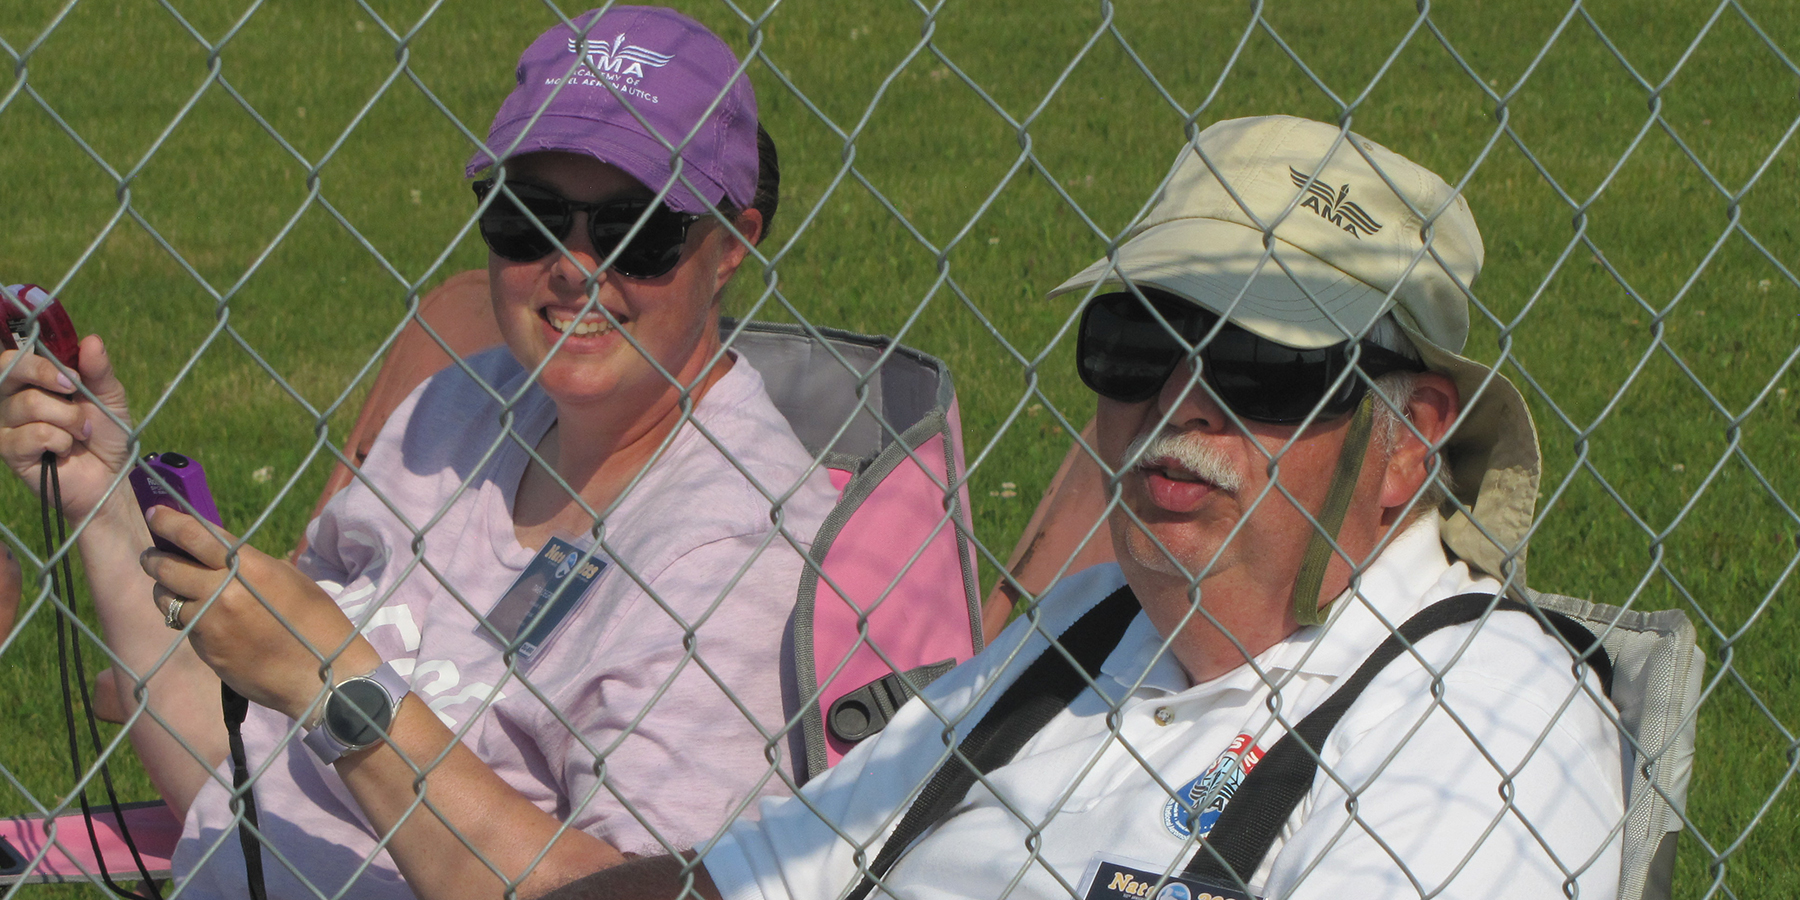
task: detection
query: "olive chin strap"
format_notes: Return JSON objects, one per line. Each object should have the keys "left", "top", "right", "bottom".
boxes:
{"left": 1289, "top": 393, "right": 1377, "bottom": 627}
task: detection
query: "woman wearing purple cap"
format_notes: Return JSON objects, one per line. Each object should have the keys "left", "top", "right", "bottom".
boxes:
{"left": 0, "top": 7, "right": 834, "bottom": 899}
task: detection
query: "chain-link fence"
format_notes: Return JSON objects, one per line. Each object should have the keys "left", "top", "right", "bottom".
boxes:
{"left": 2, "top": 1, "right": 1796, "bottom": 898}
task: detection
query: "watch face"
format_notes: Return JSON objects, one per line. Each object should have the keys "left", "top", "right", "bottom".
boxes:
{"left": 325, "top": 678, "right": 393, "bottom": 748}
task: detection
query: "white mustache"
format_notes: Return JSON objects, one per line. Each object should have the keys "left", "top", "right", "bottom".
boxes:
{"left": 1120, "top": 428, "right": 1244, "bottom": 493}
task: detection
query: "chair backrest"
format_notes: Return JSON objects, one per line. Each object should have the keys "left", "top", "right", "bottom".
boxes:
{"left": 1527, "top": 590, "right": 1703, "bottom": 900}
{"left": 722, "top": 320, "right": 983, "bottom": 783}
{"left": 303, "top": 270, "right": 497, "bottom": 534}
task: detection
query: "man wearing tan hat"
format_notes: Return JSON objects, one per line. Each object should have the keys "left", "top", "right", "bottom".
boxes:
{"left": 537, "top": 116, "right": 1623, "bottom": 900}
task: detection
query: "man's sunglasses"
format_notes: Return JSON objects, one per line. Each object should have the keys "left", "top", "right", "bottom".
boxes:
{"left": 473, "top": 179, "right": 702, "bottom": 279}
{"left": 1077, "top": 288, "right": 1425, "bottom": 424}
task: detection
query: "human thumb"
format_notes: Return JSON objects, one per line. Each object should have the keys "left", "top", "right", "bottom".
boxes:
{"left": 77, "top": 334, "right": 130, "bottom": 414}
{"left": 74, "top": 334, "right": 135, "bottom": 455}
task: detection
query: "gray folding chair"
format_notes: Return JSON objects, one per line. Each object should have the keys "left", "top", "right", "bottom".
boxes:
{"left": 1528, "top": 590, "right": 1703, "bottom": 900}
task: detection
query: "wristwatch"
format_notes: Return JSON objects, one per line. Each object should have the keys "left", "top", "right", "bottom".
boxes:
{"left": 302, "top": 661, "right": 411, "bottom": 764}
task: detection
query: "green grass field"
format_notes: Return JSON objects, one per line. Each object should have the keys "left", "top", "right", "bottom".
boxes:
{"left": 3, "top": 1, "right": 1797, "bottom": 896}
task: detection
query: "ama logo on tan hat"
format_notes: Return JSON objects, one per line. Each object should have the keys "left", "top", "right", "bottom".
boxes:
{"left": 1287, "top": 167, "right": 1384, "bottom": 238}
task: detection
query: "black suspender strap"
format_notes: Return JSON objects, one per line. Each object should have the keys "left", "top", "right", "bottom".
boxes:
{"left": 1182, "top": 592, "right": 1611, "bottom": 890}
{"left": 844, "top": 584, "right": 1143, "bottom": 900}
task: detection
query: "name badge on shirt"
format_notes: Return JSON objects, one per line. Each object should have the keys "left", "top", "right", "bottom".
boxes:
{"left": 485, "top": 536, "right": 608, "bottom": 662}
{"left": 1081, "top": 856, "right": 1260, "bottom": 900}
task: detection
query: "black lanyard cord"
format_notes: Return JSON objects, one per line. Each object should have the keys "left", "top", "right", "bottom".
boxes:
{"left": 42, "top": 452, "right": 164, "bottom": 900}
{"left": 221, "top": 683, "right": 267, "bottom": 900}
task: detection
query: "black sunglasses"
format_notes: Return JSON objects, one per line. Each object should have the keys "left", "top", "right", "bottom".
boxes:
{"left": 472, "top": 179, "right": 702, "bottom": 279}
{"left": 1077, "top": 288, "right": 1425, "bottom": 424}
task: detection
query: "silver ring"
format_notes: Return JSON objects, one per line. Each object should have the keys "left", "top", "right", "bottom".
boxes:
{"left": 163, "top": 597, "right": 186, "bottom": 631}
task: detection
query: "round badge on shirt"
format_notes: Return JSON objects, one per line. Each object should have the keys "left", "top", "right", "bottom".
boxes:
{"left": 1162, "top": 733, "right": 1264, "bottom": 840}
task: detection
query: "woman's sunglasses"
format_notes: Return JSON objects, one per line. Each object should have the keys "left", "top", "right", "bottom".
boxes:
{"left": 1077, "top": 288, "right": 1424, "bottom": 424}
{"left": 473, "top": 179, "right": 702, "bottom": 279}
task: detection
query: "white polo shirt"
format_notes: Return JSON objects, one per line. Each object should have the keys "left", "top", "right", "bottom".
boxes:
{"left": 705, "top": 519, "right": 1623, "bottom": 900}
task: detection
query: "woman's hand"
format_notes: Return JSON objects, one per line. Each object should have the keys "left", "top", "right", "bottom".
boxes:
{"left": 140, "top": 506, "right": 379, "bottom": 723}
{"left": 0, "top": 335, "right": 135, "bottom": 519}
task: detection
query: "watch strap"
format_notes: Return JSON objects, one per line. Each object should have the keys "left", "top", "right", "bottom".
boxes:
{"left": 303, "top": 660, "right": 410, "bottom": 764}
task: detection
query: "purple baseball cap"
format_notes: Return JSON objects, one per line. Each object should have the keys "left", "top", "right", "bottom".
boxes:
{"left": 466, "top": 6, "right": 758, "bottom": 215}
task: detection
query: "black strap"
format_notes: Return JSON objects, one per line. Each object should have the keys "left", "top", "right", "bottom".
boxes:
{"left": 42, "top": 454, "right": 165, "bottom": 899}
{"left": 844, "top": 584, "right": 1142, "bottom": 900}
{"left": 1182, "top": 593, "right": 1611, "bottom": 889}
{"left": 222, "top": 685, "right": 268, "bottom": 900}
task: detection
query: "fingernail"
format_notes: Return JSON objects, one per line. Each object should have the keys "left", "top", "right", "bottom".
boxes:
{"left": 56, "top": 373, "right": 74, "bottom": 391}
{"left": 81, "top": 420, "right": 93, "bottom": 441}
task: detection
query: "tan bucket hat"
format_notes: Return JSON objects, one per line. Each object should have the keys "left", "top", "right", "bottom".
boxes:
{"left": 1049, "top": 115, "right": 1539, "bottom": 582}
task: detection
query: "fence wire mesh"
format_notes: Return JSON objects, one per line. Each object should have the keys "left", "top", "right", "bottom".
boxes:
{"left": 1, "top": 1, "right": 1796, "bottom": 898}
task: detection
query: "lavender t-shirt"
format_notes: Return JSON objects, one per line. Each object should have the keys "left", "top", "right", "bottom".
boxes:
{"left": 173, "top": 348, "right": 836, "bottom": 899}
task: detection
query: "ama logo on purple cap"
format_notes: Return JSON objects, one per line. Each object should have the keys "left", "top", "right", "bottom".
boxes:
{"left": 568, "top": 34, "right": 673, "bottom": 80}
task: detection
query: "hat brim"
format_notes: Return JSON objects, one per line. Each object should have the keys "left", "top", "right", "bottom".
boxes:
{"left": 1395, "top": 316, "right": 1540, "bottom": 584}
{"left": 1047, "top": 217, "right": 1402, "bottom": 350}
{"left": 464, "top": 114, "right": 731, "bottom": 215}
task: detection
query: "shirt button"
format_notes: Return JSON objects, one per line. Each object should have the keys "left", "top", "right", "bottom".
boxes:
{"left": 1154, "top": 707, "right": 1173, "bottom": 726}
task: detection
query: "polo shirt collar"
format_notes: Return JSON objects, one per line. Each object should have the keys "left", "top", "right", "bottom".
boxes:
{"left": 1089, "top": 517, "right": 1495, "bottom": 695}
{"left": 1260, "top": 516, "right": 1486, "bottom": 680}
{"left": 1098, "top": 610, "right": 1191, "bottom": 697}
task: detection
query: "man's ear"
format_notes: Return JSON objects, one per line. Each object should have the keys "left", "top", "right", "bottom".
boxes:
{"left": 1378, "top": 372, "right": 1459, "bottom": 511}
